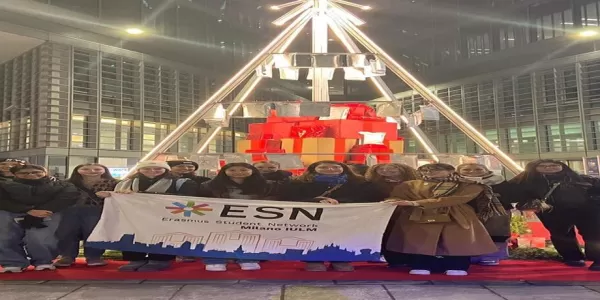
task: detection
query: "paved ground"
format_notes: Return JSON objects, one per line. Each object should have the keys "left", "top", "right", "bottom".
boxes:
{"left": 2, "top": 280, "right": 600, "bottom": 300}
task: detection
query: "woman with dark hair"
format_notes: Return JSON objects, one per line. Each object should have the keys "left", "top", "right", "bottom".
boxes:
{"left": 253, "top": 161, "right": 293, "bottom": 183}
{"left": 111, "top": 161, "right": 199, "bottom": 272}
{"left": 385, "top": 163, "right": 502, "bottom": 276}
{"left": 0, "top": 164, "right": 79, "bottom": 273}
{"left": 510, "top": 159, "right": 600, "bottom": 271}
{"left": 278, "top": 160, "right": 386, "bottom": 272}
{"left": 456, "top": 163, "right": 521, "bottom": 266}
{"left": 53, "top": 164, "right": 119, "bottom": 268}
{"left": 198, "top": 162, "right": 277, "bottom": 271}
{"left": 365, "top": 163, "right": 420, "bottom": 268}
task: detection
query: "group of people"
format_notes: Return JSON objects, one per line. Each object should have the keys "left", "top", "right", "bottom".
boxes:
{"left": 0, "top": 156, "right": 599, "bottom": 276}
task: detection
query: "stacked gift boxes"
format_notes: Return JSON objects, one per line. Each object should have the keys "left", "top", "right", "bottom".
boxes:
{"left": 236, "top": 103, "right": 404, "bottom": 166}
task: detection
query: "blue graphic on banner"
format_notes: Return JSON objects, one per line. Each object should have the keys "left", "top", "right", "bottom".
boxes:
{"left": 88, "top": 234, "right": 380, "bottom": 262}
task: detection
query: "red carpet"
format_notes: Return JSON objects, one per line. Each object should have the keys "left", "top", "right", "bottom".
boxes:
{"left": 1, "top": 260, "right": 600, "bottom": 282}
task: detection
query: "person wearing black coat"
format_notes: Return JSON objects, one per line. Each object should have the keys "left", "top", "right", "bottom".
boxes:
{"left": 253, "top": 161, "right": 293, "bottom": 183}
{"left": 510, "top": 159, "right": 600, "bottom": 271}
{"left": 0, "top": 164, "right": 79, "bottom": 273}
{"left": 278, "top": 160, "right": 386, "bottom": 272}
{"left": 197, "top": 163, "right": 279, "bottom": 272}
{"left": 167, "top": 160, "right": 211, "bottom": 186}
{"left": 111, "top": 161, "right": 199, "bottom": 272}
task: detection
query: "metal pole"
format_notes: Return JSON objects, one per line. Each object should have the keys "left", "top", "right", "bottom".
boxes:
{"left": 139, "top": 9, "right": 313, "bottom": 163}
{"left": 312, "top": 0, "right": 330, "bottom": 102}
{"left": 330, "top": 8, "right": 523, "bottom": 174}
{"left": 192, "top": 7, "right": 310, "bottom": 155}
{"left": 326, "top": 16, "right": 440, "bottom": 161}
{"left": 193, "top": 75, "right": 263, "bottom": 153}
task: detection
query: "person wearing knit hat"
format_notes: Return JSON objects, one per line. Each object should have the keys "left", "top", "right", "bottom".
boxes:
{"left": 134, "top": 161, "right": 171, "bottom": 172}
{"left": 167, "top": 160, "right": 210, "bottom": 186}
{"left": 0, "top": 158, "right": 27, "bottom": 181}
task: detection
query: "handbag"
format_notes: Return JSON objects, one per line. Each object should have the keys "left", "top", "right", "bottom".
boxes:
{"left": 409, "top": 206, "right": 452, "bottom": 223}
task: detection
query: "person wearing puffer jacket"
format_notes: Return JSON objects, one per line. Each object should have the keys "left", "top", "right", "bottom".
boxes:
{"left": 0, "top": 165, "right": 79, "bottom": 273}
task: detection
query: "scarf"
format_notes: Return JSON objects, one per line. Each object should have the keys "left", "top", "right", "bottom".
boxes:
{"left": 114, "top": 176, "right": 174, "bottom": 194}
{"left": 313, "top": 174, "right": 348, "bottom": 185}
{"left": 77, "top": 179, "right": 119, "bottom": 206}
{"left": 424, "top": 174, "right": 507, "bottom": 222}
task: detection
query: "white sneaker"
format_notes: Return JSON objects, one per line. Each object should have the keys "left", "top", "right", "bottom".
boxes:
{"left": 409, "top": 269, "right": 431, "bottom": 275}
{"left": 34, "top": 264, "right": 56, "bottom": 271}
{"left": 205, "top": 264, "right": 227, "bottom": 272}
{"left": 445, "top": 270, "right": 468, "bottom": 276}
{"left": 0, "top": 267, "right": 24, "bottom": 273}
{"left": 239, "top": 262, "right": 261, "bottom": 271}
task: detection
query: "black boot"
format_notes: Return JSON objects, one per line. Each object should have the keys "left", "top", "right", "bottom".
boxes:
{"left": 589, "top": 262, "right": 600, "bottom": 271}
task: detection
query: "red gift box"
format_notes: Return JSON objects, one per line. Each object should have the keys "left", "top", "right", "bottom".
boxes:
{"left": 237, "top": 139, "right": 282, "bottom": 153}
{"left": 281, "top": 137, "right": 356, "bottom": 165}
{"left": 348, "top": 144, "right": 393, "bottom": 163}
{"left": 248, "top": 123, "right": 294, "bottom": 140}
{"left": 290, "top": 124, "right": 328, "bottom": 138}
{"left": 296, "top": 120, "right": 398, "bottom": 140}
{"left": 245, "top": 148, "right": 286, "bottom": 161}
{"left": 331, "top": 103, "right": 385, "bottom": 121}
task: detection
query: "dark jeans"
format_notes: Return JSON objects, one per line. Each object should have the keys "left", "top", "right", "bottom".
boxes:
{"left": 537, "top": 205, "right": 600, "bottom": 262}
{"left": 122, "top": 251, "right": 175, "bottom": 262}
{"left": 0, "top": 211, "right": 62, "bottom": 268}
{"left": 408, "top": 254, "right": 471, "bottom": 272}
{"left": 56, "top": 206, "right": 105, "bottom": 259}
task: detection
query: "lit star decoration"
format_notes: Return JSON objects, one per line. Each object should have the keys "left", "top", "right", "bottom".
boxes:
{"left": 165, "top": 201, "right": 213, "bottom": 217}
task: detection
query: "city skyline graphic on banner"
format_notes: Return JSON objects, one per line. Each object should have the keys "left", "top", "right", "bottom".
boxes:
{"left": 88, "top": 231, "right": 381, "bottom": 262}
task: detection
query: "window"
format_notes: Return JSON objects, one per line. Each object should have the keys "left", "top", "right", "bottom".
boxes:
{"left": 547, "top": 125, "right": 563, "bottom": 152}
{"left": 520, "top": 126, "right": 538, "bottom": 153}
{"left": 99, "top": 118, "right": 117, "bottom": 150}
{"left": 563, "top": 70, "right": 578, "bottom": 102}
{"left": 564, "top": 123, "right": 585, "bottom": 152}
{"left": 582, "top": 2, "right": 599, "bottom": 27}
{"left": 500, "top": 27, "right": 516, "bottom": 50}
{"left": 71, "top": 115, "right": 85, "bottom": 148}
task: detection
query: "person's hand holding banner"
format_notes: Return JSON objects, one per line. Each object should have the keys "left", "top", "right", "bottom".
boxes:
{"left": 383, "top": 198, "right": 419, "bottom": 207}
{"left": 317, "top": 197, "right": 339, "bottom": 205}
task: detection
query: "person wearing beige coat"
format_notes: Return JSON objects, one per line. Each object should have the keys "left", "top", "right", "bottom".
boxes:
{"left": 385, "top": 163, "right": 501, "bottom": 276}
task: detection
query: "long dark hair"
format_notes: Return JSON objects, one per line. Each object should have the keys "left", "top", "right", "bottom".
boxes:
{"left": 208, "top": 163, "right": 268, "bottom": 195}
{"left": 510, "top": 159, "right": 583, "bottom": 185}
{"left": 68, "top": 164, "right": 115, "bottom": 188}
{"left": 294, "top": 160, "right": 365, "bottom": 183}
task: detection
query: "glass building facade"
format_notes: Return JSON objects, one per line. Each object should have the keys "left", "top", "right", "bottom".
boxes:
{"left": 0, "top": 42, "right": 246, "bottom": 177}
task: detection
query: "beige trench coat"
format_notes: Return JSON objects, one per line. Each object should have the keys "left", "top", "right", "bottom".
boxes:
{"left": 386, "top": 180, "right": 497, "bottom": 256}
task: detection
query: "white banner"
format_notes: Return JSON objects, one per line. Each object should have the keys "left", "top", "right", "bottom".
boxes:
{"left": 88, "top": 194, "right": 396, "bottom": 261}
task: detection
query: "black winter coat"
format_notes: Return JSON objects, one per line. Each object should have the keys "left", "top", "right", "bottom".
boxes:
{"left": 0, "top": 178, "right": 79, "bottom": 213}
{"left": 278, "top": 180, "right": 386, "bottom": 203}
